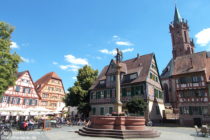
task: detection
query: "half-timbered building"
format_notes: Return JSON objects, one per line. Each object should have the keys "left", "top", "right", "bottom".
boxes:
{"left": 35, "top": 72, "right": 65, "bottom": 111}
{"left": 0, "top": 71, "right": 39, "bottom": 120}
{"left": 161, "top": 7, "right": 210, "bottom": 126}
{"left": 90, "top": 53, "right": 165, "bottom": 122}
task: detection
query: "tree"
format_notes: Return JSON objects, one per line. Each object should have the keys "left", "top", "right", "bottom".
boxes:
{"left": 0, "top": 22, "right": 21, "bottom": 96}
{"left": 126, "top": 98, "right": 147, "bottom": 116}
{"left": 64, "top": 65, "right": 98, "bottom": 117}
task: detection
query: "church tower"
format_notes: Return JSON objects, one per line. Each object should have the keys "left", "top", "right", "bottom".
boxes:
{"left": 169, "top": 6, "right": 194, "bottom": 59}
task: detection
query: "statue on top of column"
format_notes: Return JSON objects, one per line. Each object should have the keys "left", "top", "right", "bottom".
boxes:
{"left": 115, "top": 48, "right": 123, "bottom": 63}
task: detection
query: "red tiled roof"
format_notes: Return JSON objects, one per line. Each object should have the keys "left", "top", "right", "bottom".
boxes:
{"left": 173, "top": 51, "right": 207, "bottom": 76}
{"left": 17, "top": 70, "right": 28, "bottom": 78}
{"left": 162, "top": 51, "right": 210, "bottom": 82}
{"left": 90, "top": 53, "right": 154, "bottom": 90}
{"left": 35, "top": 72, "right": 61, "bottom": 92}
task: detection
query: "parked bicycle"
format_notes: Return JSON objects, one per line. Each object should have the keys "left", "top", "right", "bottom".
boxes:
{"left": 0, "top": 123, "right": 12, "bottom": 139}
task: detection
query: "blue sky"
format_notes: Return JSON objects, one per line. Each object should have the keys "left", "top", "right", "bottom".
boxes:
{"left": 1, "top": 0, "right": 210, "bottom": 91}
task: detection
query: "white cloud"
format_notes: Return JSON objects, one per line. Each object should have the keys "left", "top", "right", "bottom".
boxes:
{"left": 122, "top": 48, "right": 134, "bottom": 53}
{"left": 112, "top": 35, "right": 120, "bottom": 40}
{"left": 59, "top": 65, "right": 69, "bottom": 70}
{"left": 115, "top": 41, "right": 133, "bottom": 46}
{"left": 21, "top": 57, "right": 29, "bottom": 63}
{"left": 21, "top": 56, "right": 34, "bottom": 63}
{"left": 72, "top": 77, "right": 77, "bottom": 80}
{"left": 64, "top": 55, "right": 88, "bottom": 65}
{"left": 99, "top": 49, "right": 117, "bottom": 55}
{"left": 10, "top": 42, "right": 19, "bottom": 49}
{"left": 52, "top": 61, "right": 58, "bottom": 65}
{"left": 99, "top": 48, "right": 134, "bottom": 56}
{"left": 59, "top": 65, "right": 80, "bottom": 72}
{"left": 58, "top": 54, "right": 89, "bottom": 72}
{"left": 195, "top": 28, "right": 210, "bottom": 47}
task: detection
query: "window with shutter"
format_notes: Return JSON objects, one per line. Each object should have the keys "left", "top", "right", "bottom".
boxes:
{"left": 7, "top": 97, "right": 10, "bottom": 104}
{"left": 11, "top": 98, "right": 14, "bottom": 104}
{"left": 34, "top": 100, "right": 37, "bottom": 105}
{"left": 23, "top": 99, "right": 26, "bottom": 105}
{"left": 15, "top": 86, "right": 20, "bottom": 92}
{"left": 17, "top": 98, "right": 20, "bottom": 104}
{"left": 135, "top": 86, "right": 140, "bottom": 95}
{"left": 29, "top": 99, "right": 32, "bottom": 105}
{"left": 2, "top": 96, "right": 8, "bottom": 103}
{"left": 100, "top": 107, "right": 104, "bottom": 115}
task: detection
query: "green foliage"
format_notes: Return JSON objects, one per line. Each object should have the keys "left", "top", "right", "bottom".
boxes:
{"left": 77, "top": 102, "right": 91, "bottom": 118}
{"left": 126, "top": 98, "right": 147, "bottom": 115}
{"left": 64, "top": 85, "right": 86, "bottom": 106}
{"left": 64, "top": 65, "right": 98, "bottom": 116}
{"left": 0, "top": 22, "right": 21, "bottom": 95}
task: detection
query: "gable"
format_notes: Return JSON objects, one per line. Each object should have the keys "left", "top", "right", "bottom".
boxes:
{"left": 4, "top": 71, "right": 39, "bottom": 99}
{"left": 146, "top": 55, "right": 162, "bottom": 88}
{"left": 105, "top": 60, "right": 117, "bottom": 75}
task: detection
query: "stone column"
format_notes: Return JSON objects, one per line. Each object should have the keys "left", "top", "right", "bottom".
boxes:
{"left": 114, "top": 62, "right": 123, "bottom": 114}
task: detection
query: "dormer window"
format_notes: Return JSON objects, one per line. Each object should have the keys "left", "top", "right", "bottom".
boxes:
{"left": 130, "top": 73, "right": 137, "bottom": 80}
{"left": 99, "top": 80, "right": 105, "bottom": 85}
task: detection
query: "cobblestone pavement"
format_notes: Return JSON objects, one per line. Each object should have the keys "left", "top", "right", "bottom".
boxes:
{"left": 5, "top": 126, "right": 210, "bottom": 140}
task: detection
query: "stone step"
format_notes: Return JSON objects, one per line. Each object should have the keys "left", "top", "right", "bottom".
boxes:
{"left": 78, "top": 127, "right": 161, "bottom": 139}
{"left": 82, "top": 127, "right": 158, "bottom": 135}
{"left": 79, "top": 131, "right": 160, "bottom": 139}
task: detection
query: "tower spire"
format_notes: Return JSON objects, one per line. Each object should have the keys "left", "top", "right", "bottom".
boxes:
{"left": 174, "top": 5, "right": 182, "bottom": 24}
{"left": 170, "top": 5, "right": 194, "bottom": 59}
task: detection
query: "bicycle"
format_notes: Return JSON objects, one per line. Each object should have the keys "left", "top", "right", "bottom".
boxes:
{"left": 0, "top": 123, "right": 12, "bottom": 139}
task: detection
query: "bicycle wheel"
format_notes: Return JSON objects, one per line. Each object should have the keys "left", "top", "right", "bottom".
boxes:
{"left": 2, "top": 128, "right": 12, "bottom": 137}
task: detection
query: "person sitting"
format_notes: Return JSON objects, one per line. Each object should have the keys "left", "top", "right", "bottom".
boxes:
{"left": 23, "top": 121, "right": 28, "bottom": 131}
{"left": 67, "top": 120, "right": 73, "bottom": 126}
{"left": 85, "top": 120, "right": 91, "bottom": 127}
{"left": 77, "top": 119, "right": 82, "bottom": 126}
{"left": 28, "top": 119, "right": 35, "bottom": 130}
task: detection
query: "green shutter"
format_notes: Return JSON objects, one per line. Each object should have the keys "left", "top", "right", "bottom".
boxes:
{"left": 180, "top": 107, "right": 183, "bottom": 115}
{"left": 135, "top": 86, "right": 140, "bottom": 95}
{"left": 131, "top": 87, "right": 135, "bottom": 96}
{"left": 199, "top": 107, "right": 202, "bottom": 115}
{"left": 29, "top": 99, "right": 32, "bottom": 105}
{"left": 109, "top": 107, "right": 113, "bottom": 114}
{"left": 104, "top": 90, "right": 107, "bottom": 98}
{"left": 189, "top": 106, "right": 192, "bottom": 115}
{"left": 23, "top": 99, "right": 26, "bottom": 105}
{"left": 100, "top": 107, "right": 104, "bottom": 115}
{"left": 93, "top": 108, "right": 96, "bottom": 115}
{"left": 17, "top": 98, "right": 20, "bottom": 104}
{"left": 110, "top": 89, "right": 112, "bottom": 98}
{"left": 122, "top": 88, "right": 126, "bottom": 97}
